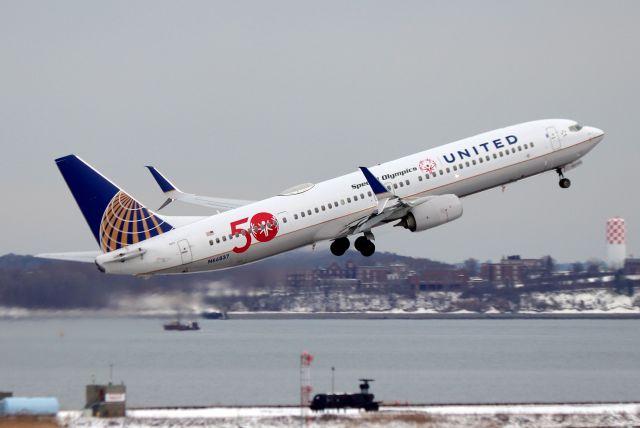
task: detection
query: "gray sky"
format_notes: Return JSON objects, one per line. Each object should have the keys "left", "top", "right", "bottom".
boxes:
{"left": 1, "top": 0, "right": 638, "bottom": 264}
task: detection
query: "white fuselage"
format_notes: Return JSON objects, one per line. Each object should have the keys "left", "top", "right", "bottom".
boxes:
{"left": 96, "top": 119, "right": 603, "bottom": 275}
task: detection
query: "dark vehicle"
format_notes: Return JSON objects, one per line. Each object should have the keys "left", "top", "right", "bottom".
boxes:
{"left": 310, "top": 379, "right": 379, "bottom": 412}
{"left": 163, "top": 320, "right": 200, "bottom": 331}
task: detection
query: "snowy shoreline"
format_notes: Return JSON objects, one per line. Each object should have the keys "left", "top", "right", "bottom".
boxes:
{"left": 56, "top": 403, "right": 640, "bottom": 427}
{"left": 2, "top": 308, "right": 640, "bottom": 320}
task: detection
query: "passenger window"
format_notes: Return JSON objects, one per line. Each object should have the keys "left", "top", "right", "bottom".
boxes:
{"left": 307, "top": 209, "right": 312, "bottom": 215}
{"left": 486, "top": 155, "right": 490, "bottom": 161}
{"left": 499, "top": 152, "right": 504, "bottom": 157}
{"left": 228, "top": 234, "right": 233, "bottom": 240}
{"left": 517, "top": 146, "right": 522, "bottom": 151}
{"left": 283, "top": 217, "right": 288, "bottom": 223}
{"left": 327, "top": 203, "right": 332, "bottom": 209}
{"left": 367, "top": 191, "right": 372, "bottom": 197}
{"left": 439, "top": 170, "right": 443, "bottom": 175}
{"left": 353, "top": 195, "right": 358, "bottom": 201}
{"left": 399, "top": 182, "right": 404, "bottom": 188}
{"left": 432, "top": 173, "right": 436, "bottom": 178}
{"left": 341, "top": 200, "right": 345, "bottom": 205}
{"left": 453, "top": 165, "right": 457, "bottom": 171}
{"left": 386, "top": 185, "right": 392, "bottom": 191}
{"left": 334, "top": 201, "right": 339, "bottom": 206}
{"left": 347, "top": 197, "right": 352, "bottom": 203}
{"left": 294, "top": 213, "right": 299, "bottom": 219}
{"left": 446, "top": 168, "right": 450, "bottom": 173}
{"left": 425, "top": 174, "right": 430, "bottom": 179}
{"left": 301, "top": 212, "right": 305, "bottom": 217}
{"left": 321, "top": 205, "right": 326, "bottom": 211}
{"left": 472, "top": 160, "right": 476, "bottom": 165}
{"left": 405, "top": 180, "right": 410, "bottom": 185}
{"left": 209, "top": 240, "right": 214, "bottom": 246}
{"left": 418, "top": 176, "right": 423, "bottom": 181}
{"left": 315, "top": 207, "right": 319, "bottom": 213}
{"left": 216, "top": 238, "right": 220, "bottom": 244}
{"left": 393, "top": 183, "right": 398, "bottom": 189}
{"left": 524, "top": 143, "right": 528, "bottom": 149}
{"left": 458, "top": 164, "right": 463, "bottom": 170}
{"left": 531, "top": 142, "right": 535, "bottom": 147}
{"left": 360, "top": 193, "right": 365, "bottom": 199}
{"left": 511, "top": 148, "right": 516, "bottom": 154}
{"left": 479, "top": 158, "right": 483, "bottom": 163}
{"left": 493, "top": 154, "right": 497, "bottom": 159}
{"left": 222, "top": 235, "right": 227, "bottom": 242}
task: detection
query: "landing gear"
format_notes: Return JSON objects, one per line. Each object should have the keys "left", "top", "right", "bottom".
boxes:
{"left": 556, "top": 168, "right": 571, "bottom": 189}
{"left": 354, "top": 235, "right": 375, "bottom": 257}
{"left": 330, "top": 237, "right": 350, "bottom": 256}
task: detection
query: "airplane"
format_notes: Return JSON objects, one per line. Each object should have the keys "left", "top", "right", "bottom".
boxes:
{"left": 39, "top": 119, "right": 604, "bottom": 275}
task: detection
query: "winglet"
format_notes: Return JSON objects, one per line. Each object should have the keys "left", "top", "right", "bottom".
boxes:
{"left": 358, "top": 167, "right": 388, "bottom": 195}
{"left": 145, "top": 166, "right": 178, "bottom": 193}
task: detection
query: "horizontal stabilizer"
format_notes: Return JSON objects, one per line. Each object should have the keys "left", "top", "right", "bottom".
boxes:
{"left": 36, "top": 251, "right": 101, "bottom": 263}
{"left": 146, "top": 166, "right": 254, "bottom": 211}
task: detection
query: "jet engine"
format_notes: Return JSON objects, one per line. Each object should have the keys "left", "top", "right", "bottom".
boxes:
{"left": 397, "top": 194, "right": 463, "bottom": 232}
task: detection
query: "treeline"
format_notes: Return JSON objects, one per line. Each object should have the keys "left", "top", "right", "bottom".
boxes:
{"left": 0, "top": 251, "right": 447, "bottom": 310}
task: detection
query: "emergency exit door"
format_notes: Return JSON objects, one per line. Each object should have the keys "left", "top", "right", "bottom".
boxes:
{"left": 178, "top": 239, "right": 192, "bottom": 264}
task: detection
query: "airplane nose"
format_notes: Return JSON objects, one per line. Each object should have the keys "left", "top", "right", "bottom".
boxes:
{"left": 586, "top": 126, "right": 605, "bottom": 138}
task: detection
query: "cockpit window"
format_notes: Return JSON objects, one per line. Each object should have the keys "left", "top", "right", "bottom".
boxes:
{"left": 569, "top": 123, "right": 583, "bottom": 132}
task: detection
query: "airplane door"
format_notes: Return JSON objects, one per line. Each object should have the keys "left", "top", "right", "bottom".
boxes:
{"left": 178, "top": 239, "right": 192, "bottom": 264}
{"left": 546, "top": 126, "right": 561, "bottom": 150}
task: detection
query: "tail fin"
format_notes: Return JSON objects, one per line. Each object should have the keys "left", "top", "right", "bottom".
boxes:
{"left": 55, "top": 155, "right": 173, "bottom": 253}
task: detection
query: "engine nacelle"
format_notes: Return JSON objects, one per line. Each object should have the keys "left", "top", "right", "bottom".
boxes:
{"left": 399, "top": 194, "right": 463, "bottom": 232}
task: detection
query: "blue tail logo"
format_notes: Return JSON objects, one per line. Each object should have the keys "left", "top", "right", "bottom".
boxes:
{"left": 56, "top": 155, "right": 173, "bottom": 253}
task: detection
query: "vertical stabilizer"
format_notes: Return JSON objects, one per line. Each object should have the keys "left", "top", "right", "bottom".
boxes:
{"left": 55, "top": 155, "right": 173, "bottom": 252}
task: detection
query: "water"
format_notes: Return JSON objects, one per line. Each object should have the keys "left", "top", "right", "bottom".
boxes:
{"left": 0, "top": 318, "right": 639, "bottom": 409}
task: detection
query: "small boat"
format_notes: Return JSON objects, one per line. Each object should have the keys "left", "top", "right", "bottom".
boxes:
{"left": 201, "top": 310, "right": 227, "bottom": 320}
{"left": 163, "top": 320, "right": 200, "bottom": 331}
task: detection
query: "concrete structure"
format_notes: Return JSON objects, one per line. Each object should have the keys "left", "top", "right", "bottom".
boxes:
{"left": 0, "top": 397, "right": 59, "bottom": 416}
{"left": 85, "top": 383, "right": 126, "bottom": 417}
{"left": 607, "top": 218, "right": 626, "bottom": 270}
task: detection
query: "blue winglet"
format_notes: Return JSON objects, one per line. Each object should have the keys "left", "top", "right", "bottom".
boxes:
{"left": 359, "top": 167, "right": 388, "bottom": 195}
{"left": 146, "top": 166, "right": 177, "bottom": 193}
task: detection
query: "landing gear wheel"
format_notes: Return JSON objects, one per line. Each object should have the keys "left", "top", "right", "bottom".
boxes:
{"left": 556, "top": 168, "right": 571, "bottom": 189}
{"left": 360, "top": 240, "right": 375, "bottom": 257}
{"left": 354, "top": 236, "right": 368, "bottom": 252}
{"left": 330, "top": 237, "right": 350, "bottom": 256}
{"left": 559, "top": 177, "right": 571, "bottom": 189}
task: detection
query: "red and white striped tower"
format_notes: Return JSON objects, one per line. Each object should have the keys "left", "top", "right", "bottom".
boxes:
{"left": 606, "top": 218, "right": 626, "bottom": 269}
{"left": 300, "top": 351, "right": 313, "bottom": 418}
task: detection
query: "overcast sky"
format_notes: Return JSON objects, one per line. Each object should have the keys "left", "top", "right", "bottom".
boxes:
{"left": 1, "top": 1, "right": 638, "bottom": 264}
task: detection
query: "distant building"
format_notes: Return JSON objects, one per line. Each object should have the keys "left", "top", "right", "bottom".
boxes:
{"left": 357, "top": 266, "right": 388, "bottom": 287}
{"left": 480, "top": 255, "right": 546, "bottom": 286}
{"left": 409, "top": 269, "right": 468, "bottom": 291}
{"left": 624, "top": 258, "right": 640, "bottom": 275}
{"left": 85, "top": 383, "right": 126, "bottom": 418}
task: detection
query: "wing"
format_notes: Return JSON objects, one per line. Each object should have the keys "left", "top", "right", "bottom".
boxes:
{"left": 146, "top": 166, "right": 254, "bottom": 211}
{"left": 337, "top": 167, "right": 432, "bottom": 236}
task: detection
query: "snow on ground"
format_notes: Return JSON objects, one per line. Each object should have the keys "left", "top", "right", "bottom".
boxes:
{"left": 57, "top": 403, "right": 640, "bottom": 427}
